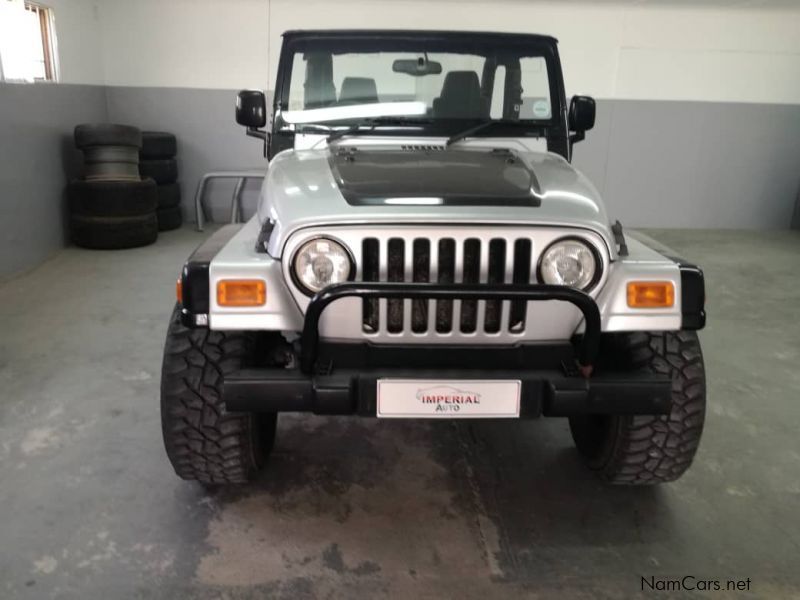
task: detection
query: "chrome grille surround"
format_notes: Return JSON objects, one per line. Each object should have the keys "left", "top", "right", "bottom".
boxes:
{"left": 282, "top": 225, "right": 610, "bottom": 344}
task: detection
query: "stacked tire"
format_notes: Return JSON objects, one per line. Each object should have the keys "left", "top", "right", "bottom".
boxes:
{"left": 139, "top": 132, "right": 182, "bottom": 231}
{"left": 69, "top": 124, "right": 158, "bottom": 249}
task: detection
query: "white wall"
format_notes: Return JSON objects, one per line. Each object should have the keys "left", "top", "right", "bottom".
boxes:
{"left": 97, "top": 0, "right": 269, "bottom": 89}
{"left": 48, "top": 0, "right": 104, "bottom": 84}
{"left": 92, "top": 0, "right": 800, "bottom": 104}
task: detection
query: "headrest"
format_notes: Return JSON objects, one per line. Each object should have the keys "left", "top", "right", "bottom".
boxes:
{"left": 441, "top": 71, "right": 481, "bottom": 99}
{"left": 339, "top": 77, "right": 379, "bottom": 105}
{"left": 434, "top": 71, "right": 486, "bottom": 119}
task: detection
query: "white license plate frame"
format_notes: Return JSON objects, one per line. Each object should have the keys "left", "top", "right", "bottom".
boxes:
{"left": 376, "top": 379, "right": 521, "bottom": 419}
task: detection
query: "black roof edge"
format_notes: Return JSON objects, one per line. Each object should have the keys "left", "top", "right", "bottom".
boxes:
{"left": 281, "top": 29, "right": 559, "bottom": 44}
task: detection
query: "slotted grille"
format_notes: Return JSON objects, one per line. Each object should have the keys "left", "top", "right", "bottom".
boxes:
{"left": 361, "top": 236, "right": 534, "bottom": 335}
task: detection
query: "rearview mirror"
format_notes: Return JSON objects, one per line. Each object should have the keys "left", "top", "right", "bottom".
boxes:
{"left": 393, "top": 57, "right": 442, "bottom": 77}
{"left": 236, "top": 90, "right": 266, "bottom": 128}
{"left": 568, "top": 95, "right": 595, "bottom": 132}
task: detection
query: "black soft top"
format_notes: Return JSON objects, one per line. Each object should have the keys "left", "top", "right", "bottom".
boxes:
{"left": 281, "top": 29, "right": 558, "bottom": 45}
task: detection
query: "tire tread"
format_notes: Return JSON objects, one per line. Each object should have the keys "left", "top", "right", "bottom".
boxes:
{"left": 160, "top": 306, "right": 271, "bottom": 483}
{"left": 570, "top": 331, "right": 706, "bottom": 485}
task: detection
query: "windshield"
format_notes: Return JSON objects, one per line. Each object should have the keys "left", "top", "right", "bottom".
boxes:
{"left": 276, "top": 33, "right": 563, "bottom": 136}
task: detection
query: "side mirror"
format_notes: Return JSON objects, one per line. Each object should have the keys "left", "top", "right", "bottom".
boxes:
{"left": 568, "top": 95, "right": 595, "bottom": 133}
{"left": 236, "top": 90, "right": 268, "bottom": 156}
{"left": 236, "top": 90, "right": 266, "bottom": 128}
{"left": 567, "top": 95, "right": 595, "bottom": 157}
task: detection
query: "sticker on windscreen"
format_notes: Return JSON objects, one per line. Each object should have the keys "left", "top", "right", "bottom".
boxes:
{"left": 532, "top": 99, "right": 551, "bottom": 119}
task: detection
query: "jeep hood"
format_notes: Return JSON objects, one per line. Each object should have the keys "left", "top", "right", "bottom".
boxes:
{"left": 259, "top": 145, "right": 612, "bottom": 256}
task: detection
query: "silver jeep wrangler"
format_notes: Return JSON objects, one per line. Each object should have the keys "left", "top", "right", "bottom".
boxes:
{"left": 161, "top": 30, "right": 707, "bottom": 486}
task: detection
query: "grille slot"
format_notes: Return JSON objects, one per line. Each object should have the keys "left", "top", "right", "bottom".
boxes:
{"left": 484, "top": 239, "right": 507, "bottom": 333}
{"left": 436, "top": 239, "right": 456, "bottom": 333}
{"left": 510, "top": 239, "right": 533, "bottom": 332}
{"left": 411, "top": 239, "right": 430, "bottom": 333}
{"left": 362, "top": 238, "right": 379, "bottom": 333}
{"left": 386, "top": 238, "right": 405, "bottom": 333}
{"left": 360, "top": 234, "right": 542, "bottom": 337}
{"left": 400, "top": 144, "right": 446, "bottom": 152}
{"left": 460, "top": 239, "right": 481, "bottom": 333}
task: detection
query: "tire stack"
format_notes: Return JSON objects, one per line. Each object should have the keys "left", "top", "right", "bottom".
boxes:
{"left": 69, "top": 124, "right": 158, "bottom": 249}
{"left": 139, "top": 132, "right": 182, "bottom": 231}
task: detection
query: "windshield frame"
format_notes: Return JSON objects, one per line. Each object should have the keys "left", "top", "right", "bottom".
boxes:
{"left": 270, "top": 30, "right": 569, "bottom": 158}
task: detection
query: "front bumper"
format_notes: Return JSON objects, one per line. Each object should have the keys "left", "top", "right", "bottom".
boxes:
{"left": 221, "top": 282, "right": 673, "bottom": 418}
{"left": 224, "top": 367, "right": 672, "bottom": 417}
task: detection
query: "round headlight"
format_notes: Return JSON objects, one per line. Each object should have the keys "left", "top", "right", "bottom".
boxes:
{"left": 539, "top": 238, "right": 599, "bottom": 290}
{"left": 293, "top": 238, "right": 353, "bottom": 295}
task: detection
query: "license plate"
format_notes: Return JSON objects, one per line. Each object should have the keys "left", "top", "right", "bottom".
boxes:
{"left": 376, "top": 379, "right": 521, "bottom": 418}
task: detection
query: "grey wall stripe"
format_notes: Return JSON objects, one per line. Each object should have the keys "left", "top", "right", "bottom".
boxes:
{"left": 574, "top": 100, "right": 800, "bottom": 230}
{"left": 0, "top": 83, "right": 108, "bottom": 280}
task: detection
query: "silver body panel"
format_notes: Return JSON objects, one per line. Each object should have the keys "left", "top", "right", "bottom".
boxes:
{"left": 208, "top": 218, "right": 303, "bottom": 332}
{"left": 209, "top": 139, "right": 683, "bottom": 338}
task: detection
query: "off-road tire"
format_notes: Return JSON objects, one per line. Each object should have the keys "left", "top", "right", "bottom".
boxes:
{"left": 156, "top": 182, "right": 181, "bottom": 209}
{"left": 160, "top": 305, "right": 276, "bottom": 484}
{"left": 569, "top": 331, "right": 706, "bottom": 485}
{"left": 157, "top": 205, "right": 183, "bottom": 231}
{"left": 70, "top": 213, "right": 158, "bottom": 249}
{"left": 141, "top": 131, "right": 177, "bottom": 159}
{"left": 74, "top": 123, "right": 142, "bottom": 149}
{"left": 68, "top": 179, "right": 157, "bottom": 218}
{"left": 139, "top": 158, "right": 178, "bottom": 185}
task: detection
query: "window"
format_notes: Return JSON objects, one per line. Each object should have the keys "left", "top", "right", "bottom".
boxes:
{"left": 518, "top": 57, "right": 551, "bottom": 120}
{"left": 0, "top": 0, "right": 58, "bottom": 82}
{"left": 287, "top": 51, "right": 488, "bottom": 112}
{"left": 490, "top": 66, "right": 506, "bottom": 119}
{"left": 278, "top": 33, "right": 561, "bottom": 144}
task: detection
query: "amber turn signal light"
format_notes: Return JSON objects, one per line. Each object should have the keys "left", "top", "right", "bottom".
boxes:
{"left": 217, "top": 279, "right": 266, "bottom": 307}
{"left": 627, "top": 281, "right": 675, "bottom": 308}
{"left": 176, "top": 278, "right": 183, "bottom": 303}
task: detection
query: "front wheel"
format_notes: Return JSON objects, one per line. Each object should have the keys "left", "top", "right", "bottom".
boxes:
{"left": 569, "top": 331, "right": 706, "bottom": 485}
{"left": 160, "top": 304, "right": 276, "bottom": 484}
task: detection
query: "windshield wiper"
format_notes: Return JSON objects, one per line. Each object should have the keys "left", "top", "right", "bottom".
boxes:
{"left": 446, "top": 120, "right": 497, "bottom": 146}
{"left": 326, "top": 116, "right": 433, "bottom": 143}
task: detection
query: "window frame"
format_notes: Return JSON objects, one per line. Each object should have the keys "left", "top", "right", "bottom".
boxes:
{"left": 26, "top": 1, "right": 59, "bottom": 82}
{"left": 0, "top": 1, "right": 59, "bottom": 83}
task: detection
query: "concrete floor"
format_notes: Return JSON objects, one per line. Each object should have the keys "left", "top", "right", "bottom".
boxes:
{"left": 0, "top": 227, "right": 798, "bottom": 599}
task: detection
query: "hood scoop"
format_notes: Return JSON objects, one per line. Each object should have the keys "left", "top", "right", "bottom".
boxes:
{"left": 329, "top": 147, "right": 541, "bottom": 207}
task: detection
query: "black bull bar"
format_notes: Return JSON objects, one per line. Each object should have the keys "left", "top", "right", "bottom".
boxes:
{"left": 300, "top": 282, "right": 602, "bottom": 374}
